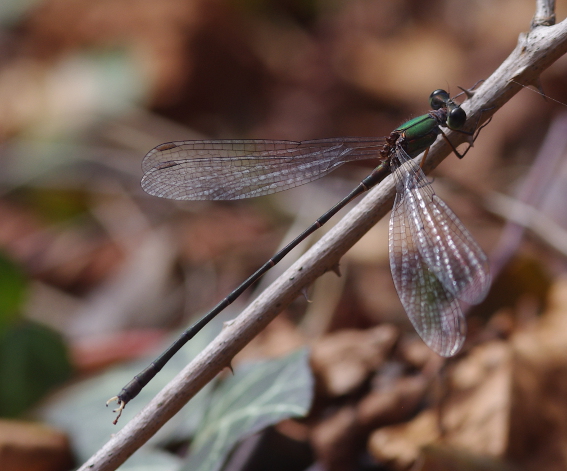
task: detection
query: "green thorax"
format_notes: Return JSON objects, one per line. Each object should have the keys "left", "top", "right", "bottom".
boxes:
{"left": 395, "top": 113, "right": 442, "bottom": 158}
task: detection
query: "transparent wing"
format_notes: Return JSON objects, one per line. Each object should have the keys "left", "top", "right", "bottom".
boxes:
{"left": 391, "top": 149, "right": 491, "bottom": 303}
{"left": 388, "top": 148, "right": 491, "bottom": 356}
{"left": 389, "top": 189, "right": 466, "bottom": 356}
{"left": 141, "top": 138, "right": 385, "bottom": 200}
{"left": 411, "top": 194, "right": 491, "bottom": 304}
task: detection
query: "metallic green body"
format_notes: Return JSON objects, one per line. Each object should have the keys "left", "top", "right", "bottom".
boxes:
{"left": 396, "top": 113, "right": 440, "bottom": 158}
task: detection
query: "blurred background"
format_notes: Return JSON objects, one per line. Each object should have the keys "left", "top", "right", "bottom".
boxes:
{"left": 1, "top": 0, "right": 567, "bottom": 470}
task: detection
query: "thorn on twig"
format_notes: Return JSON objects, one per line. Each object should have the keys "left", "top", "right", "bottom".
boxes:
{"left": 458, "top": 86, "right": 475, "bottom": 99}
{"left": 331, "top": 263, "right": 342, "bottom": 277}
{"left": 457, "top": 79, "right": 485, "bottom": 99}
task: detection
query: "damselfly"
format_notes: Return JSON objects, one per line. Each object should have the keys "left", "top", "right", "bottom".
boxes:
{"left": 108, "top": 89, "right": 491, "bottom": 422}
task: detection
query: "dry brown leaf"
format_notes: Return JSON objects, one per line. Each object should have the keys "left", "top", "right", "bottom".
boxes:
{"left": 442, "top": 342, "right": 512, "bottom": 457}
{"left": 367, "top": 341, "right": 512, "bottom": 469}
{"left": 311, "top": 325, "right": 398, "bottom": 397}
{"left": 417, "top": 444, "right": 515, "bottom": 471}
{"left": 0, "top": 419, "right": 73, "bottom": 471}
{"left": 357, "top": 375, "right": 428, "bottom": 430}
{"left": 310, "top": 406, "right": 359, "bottom": 471}
{"left": 368, "top": 409, "right": 440, "bottom": 469}
{"left": 310, "top": 371, "right": 427, "bottom": 470}
{"left": 506, "top": 277, "right": 567, "bottom": 471}
{"left": 398, "top": 336, "right": 443, "bottom": 372}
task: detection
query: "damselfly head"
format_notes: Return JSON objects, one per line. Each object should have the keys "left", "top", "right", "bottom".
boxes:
{"left": 429, "top": 89, "right": 467, "bottom": 131}
{"left": 446, "top": 105, "right": 466, "bottom": 130}
{"left": 429, "top": 89, "right": 451, "bottom": 110}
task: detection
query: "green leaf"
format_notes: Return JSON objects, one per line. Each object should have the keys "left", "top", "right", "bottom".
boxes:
{"left": 39, "top": 314, "right": 313, "bottom": 470}
{"left": 11, "top": 187, "right": 90, "bottom": 223}
{"left": 41, "top": 350, "right": 215, "bottom": 464}
{"left": 182, "top": 348, "right": 313, "bottom": 471}
{"left": 0, "top": 320, "right": 72, "bottom": 417}
{"left": 0, "top": 253, "right": 28, "bottom": 332}
{"left": 39, "top": 311, "right": 234, "bottom": 463}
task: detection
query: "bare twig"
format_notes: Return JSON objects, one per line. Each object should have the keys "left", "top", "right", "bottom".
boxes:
{"left": 78, "top": 15, "right": 567, "bottom": 471}
{"left": 489, "top": 112, "right": 567, "bottom": 275}
{"left": 532, "top": 0, "right": 556, "bottom": 27}
{"left": 487, "top": 191, "right": 567, "bottom": 258}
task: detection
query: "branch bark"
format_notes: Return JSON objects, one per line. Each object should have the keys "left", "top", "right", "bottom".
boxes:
{"left": 532, "top": 0, "right": 556, "bottom": 27}
{"left": 79, "top": 15, "right": 567, "bottom": 471}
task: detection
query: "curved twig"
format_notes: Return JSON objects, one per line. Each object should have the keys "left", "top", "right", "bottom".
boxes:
{"left": 78, "top": 14, "right": 567, "bottom": 471}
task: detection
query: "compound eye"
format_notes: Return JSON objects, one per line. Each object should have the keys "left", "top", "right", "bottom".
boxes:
{"left": 447, "top": 107, "right": 466, "bottom": 130}
{"left": 429, "top": 89, "right": 450, "bottom": 110}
